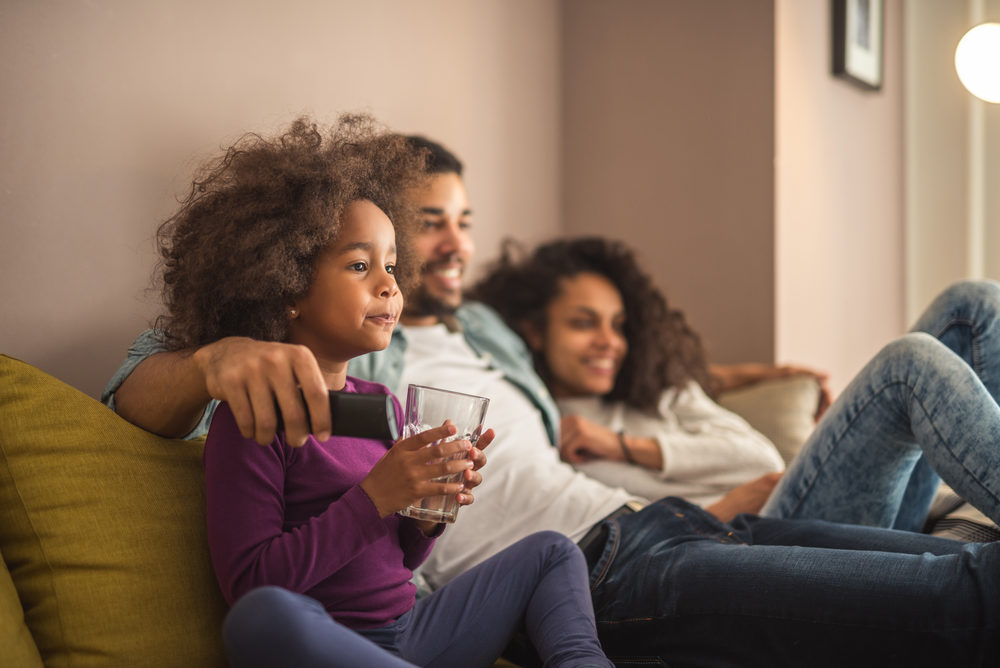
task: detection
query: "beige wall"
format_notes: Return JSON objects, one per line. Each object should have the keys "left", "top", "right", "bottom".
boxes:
{"left": 560, "top": 0, "right": 908, "bottom": 394}
{"left": 0, "top": 0, "right": 562, "bottom": 397}
{"left": 1, "top": 0, "right": 923, "bottom": 401}
{"left": 775, "top": 0, "right": 905, "bottom": 393}
{"left": 905, "top": 0, "right": 1000, "bottom": 323}
{"left": 561, "top": 0, "right": 777, "bottom": 365}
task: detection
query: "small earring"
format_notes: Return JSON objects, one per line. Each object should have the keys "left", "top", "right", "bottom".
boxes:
{"left": 289, "top": 308, "right": 299, "bottom": 318}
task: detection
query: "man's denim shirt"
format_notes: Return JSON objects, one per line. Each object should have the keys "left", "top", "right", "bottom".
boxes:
{"left": 103, "top": 301, "right": 560, "bottom": 445}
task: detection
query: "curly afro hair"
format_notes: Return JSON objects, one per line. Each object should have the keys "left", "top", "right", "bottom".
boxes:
{"left": 470, "top": 237, "right": 712, "bottom": 412}
{"left": 154, "top": 114, "right": 427, "bottom": 351}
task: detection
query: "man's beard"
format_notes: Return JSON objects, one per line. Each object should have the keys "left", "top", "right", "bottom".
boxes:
{"left": 403, "top": 282, "right": 460, "bottom": 320}
{"left": 403, "top": 254, "right": 464, "bottom": 320}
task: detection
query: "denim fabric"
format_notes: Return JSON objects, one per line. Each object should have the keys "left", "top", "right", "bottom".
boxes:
{"left": 100, "top": 329, "right": 216, "bottom": 440}
{"left": 762, "top": 280, "right": 1000, "bottom": 530}
{"left": 222, "top": 532, "right": 611, "bottom": 668}
{"left": 583, "top": 281, "right": 1000, "bottom": 666}
{"left": 588, "top": 497, "right": 1000, "bottom": 667}
{"left": 223, "top": 587, "right": 418, "bottom": 668}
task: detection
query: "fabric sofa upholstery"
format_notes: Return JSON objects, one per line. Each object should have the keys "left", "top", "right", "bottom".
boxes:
{"left": 0, "top": 354, "right": 228, "bottom": 668}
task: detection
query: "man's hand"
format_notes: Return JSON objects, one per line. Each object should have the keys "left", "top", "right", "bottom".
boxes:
{"left": 704, "top": 472, "right": 783, "bottom": 523}
{"left": 192, "top": 337, "right": 331, "bottom": 446}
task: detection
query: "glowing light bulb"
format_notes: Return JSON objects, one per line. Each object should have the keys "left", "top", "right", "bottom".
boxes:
{"left": 955, "top": 23, "right": 1000, "bottom": 103}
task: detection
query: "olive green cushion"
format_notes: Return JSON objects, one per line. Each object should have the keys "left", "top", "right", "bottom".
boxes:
{"left": 0, "top": 544, "right": 44, "bottom": 668}
{"left": 0, "top": 354, "right": 228, "bottom": 668}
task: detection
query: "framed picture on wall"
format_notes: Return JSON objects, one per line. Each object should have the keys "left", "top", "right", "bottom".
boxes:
{"left": 832, "top": 0, "right": 884, "bottom": 90}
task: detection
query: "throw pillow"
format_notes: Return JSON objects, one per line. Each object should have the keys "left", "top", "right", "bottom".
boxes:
{"left": 716, "top": 375, "right": 820, "bottom": 464}
{"left": 0, "top": 354, "right": 228, "bottom": 668}
{"left": 0, "top": 545, "right": 44, "bottom": 668}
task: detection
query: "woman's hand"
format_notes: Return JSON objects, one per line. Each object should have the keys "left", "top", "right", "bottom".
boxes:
{"left": 558, "top": 415, "right": 620, "bottom": 463}
{"left": 361, "top": 422, "right": 470, "bottom": 518}
{"left": 704, "top": 472, "right": 783, "bottom": 523}
{"left": 559, "top": 415, "right": 663, "bottom": 470}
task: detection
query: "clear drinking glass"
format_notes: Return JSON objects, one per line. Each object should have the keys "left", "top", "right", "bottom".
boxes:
{"left": 396, "top": 384, "right": 490, "bottom": 523}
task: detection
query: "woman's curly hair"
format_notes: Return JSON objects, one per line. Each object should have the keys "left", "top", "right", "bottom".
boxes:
{"left": 154, "top": 114, "right": 426, "bottom": 351}
{"left": 471, "top": 237, "right": 712, "bottom": 412}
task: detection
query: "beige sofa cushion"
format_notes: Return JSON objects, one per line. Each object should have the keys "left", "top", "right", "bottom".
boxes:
{"left": 0, "top": 354, "right": 227, "bottom": 668}
{"left": 717, "top": 375, "right": 820, "bottom": 464}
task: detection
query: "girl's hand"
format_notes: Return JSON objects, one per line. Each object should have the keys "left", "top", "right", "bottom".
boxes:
{"left": 454, "top": 428, "right": 494, "bottom": 507}
{"left": 395, "top": 428, "right": 494, "bottom": 535}
{"left": 360, "top": 421, "right": 474, "bottom": 518}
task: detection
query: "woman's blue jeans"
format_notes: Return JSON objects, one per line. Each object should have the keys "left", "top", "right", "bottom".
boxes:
{"left": 588, "top": 281, "right": 1000, "bottom": 666}
{"left": 762, "top": 279, "right": 1000, "bottom": 529}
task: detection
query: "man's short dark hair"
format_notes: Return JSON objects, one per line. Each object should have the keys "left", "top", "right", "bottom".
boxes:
{"left": 406, "top": 135, "right": 463, "bottom": 176}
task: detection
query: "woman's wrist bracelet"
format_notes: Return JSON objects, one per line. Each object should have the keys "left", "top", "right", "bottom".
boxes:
{"left": 617, "top": 430, "right": 635, "bottom": 464}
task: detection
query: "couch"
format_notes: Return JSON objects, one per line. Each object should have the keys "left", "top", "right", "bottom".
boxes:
{"left": 0, "top": 354, "right": 821, "bottom": 667}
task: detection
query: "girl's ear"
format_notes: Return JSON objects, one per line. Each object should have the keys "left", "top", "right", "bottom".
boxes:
{"left": 520, "top": 320, "right": 543, "bottom": 351}
{"left": 288, "top": 306, "right": 300, "bottom": 319}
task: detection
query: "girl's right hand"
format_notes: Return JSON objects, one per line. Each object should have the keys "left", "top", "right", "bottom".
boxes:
{"left": 360, "top": 421, "right": 474, "bottom": 518}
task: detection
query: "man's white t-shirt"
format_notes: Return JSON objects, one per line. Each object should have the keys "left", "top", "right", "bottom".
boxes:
{"left": 397, "top": 323, "right": 638, "bottom": 588}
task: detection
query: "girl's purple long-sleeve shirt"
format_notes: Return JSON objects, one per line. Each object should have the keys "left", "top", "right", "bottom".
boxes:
{"left": 204, "top": 377, "right": 439, "bottom": 630}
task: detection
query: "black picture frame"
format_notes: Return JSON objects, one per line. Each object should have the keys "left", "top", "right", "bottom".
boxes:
{"left": 832, "top": 0, "right": 884, "bottom": 90}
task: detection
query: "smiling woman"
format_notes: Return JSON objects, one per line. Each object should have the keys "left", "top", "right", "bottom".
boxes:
{"left": 522, "top": 271, "right": 628, "bottom": 399}
{"left": 471, "top": 237, "right": 785, "bottom": 510}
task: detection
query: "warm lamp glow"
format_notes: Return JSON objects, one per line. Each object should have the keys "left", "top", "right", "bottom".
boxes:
{"left": 955, "top": 23, "right": 1000, "bottom": 103}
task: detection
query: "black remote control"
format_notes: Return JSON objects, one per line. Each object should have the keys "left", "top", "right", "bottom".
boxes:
{"left": 276, "top": 391, "right": 398, "bottom": 441}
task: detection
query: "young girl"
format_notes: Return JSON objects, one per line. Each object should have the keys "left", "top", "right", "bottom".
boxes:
{"left": 154, "top": 116, "right": 612, "bottom": 668}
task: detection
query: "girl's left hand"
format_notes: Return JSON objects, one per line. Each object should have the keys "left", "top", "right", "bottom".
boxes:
{"left": 455, "top": 428, "right": 494, "bottom": 506}
{"left": 413, "top": 428, "right": 493, "bottom": 535}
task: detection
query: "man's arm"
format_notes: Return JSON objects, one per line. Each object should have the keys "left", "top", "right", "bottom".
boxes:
{"left": 114, "top": 349, "right": 214, "bottom": 439}
{"left": 112, "top": 337, "right": 332, "bottom": 446}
